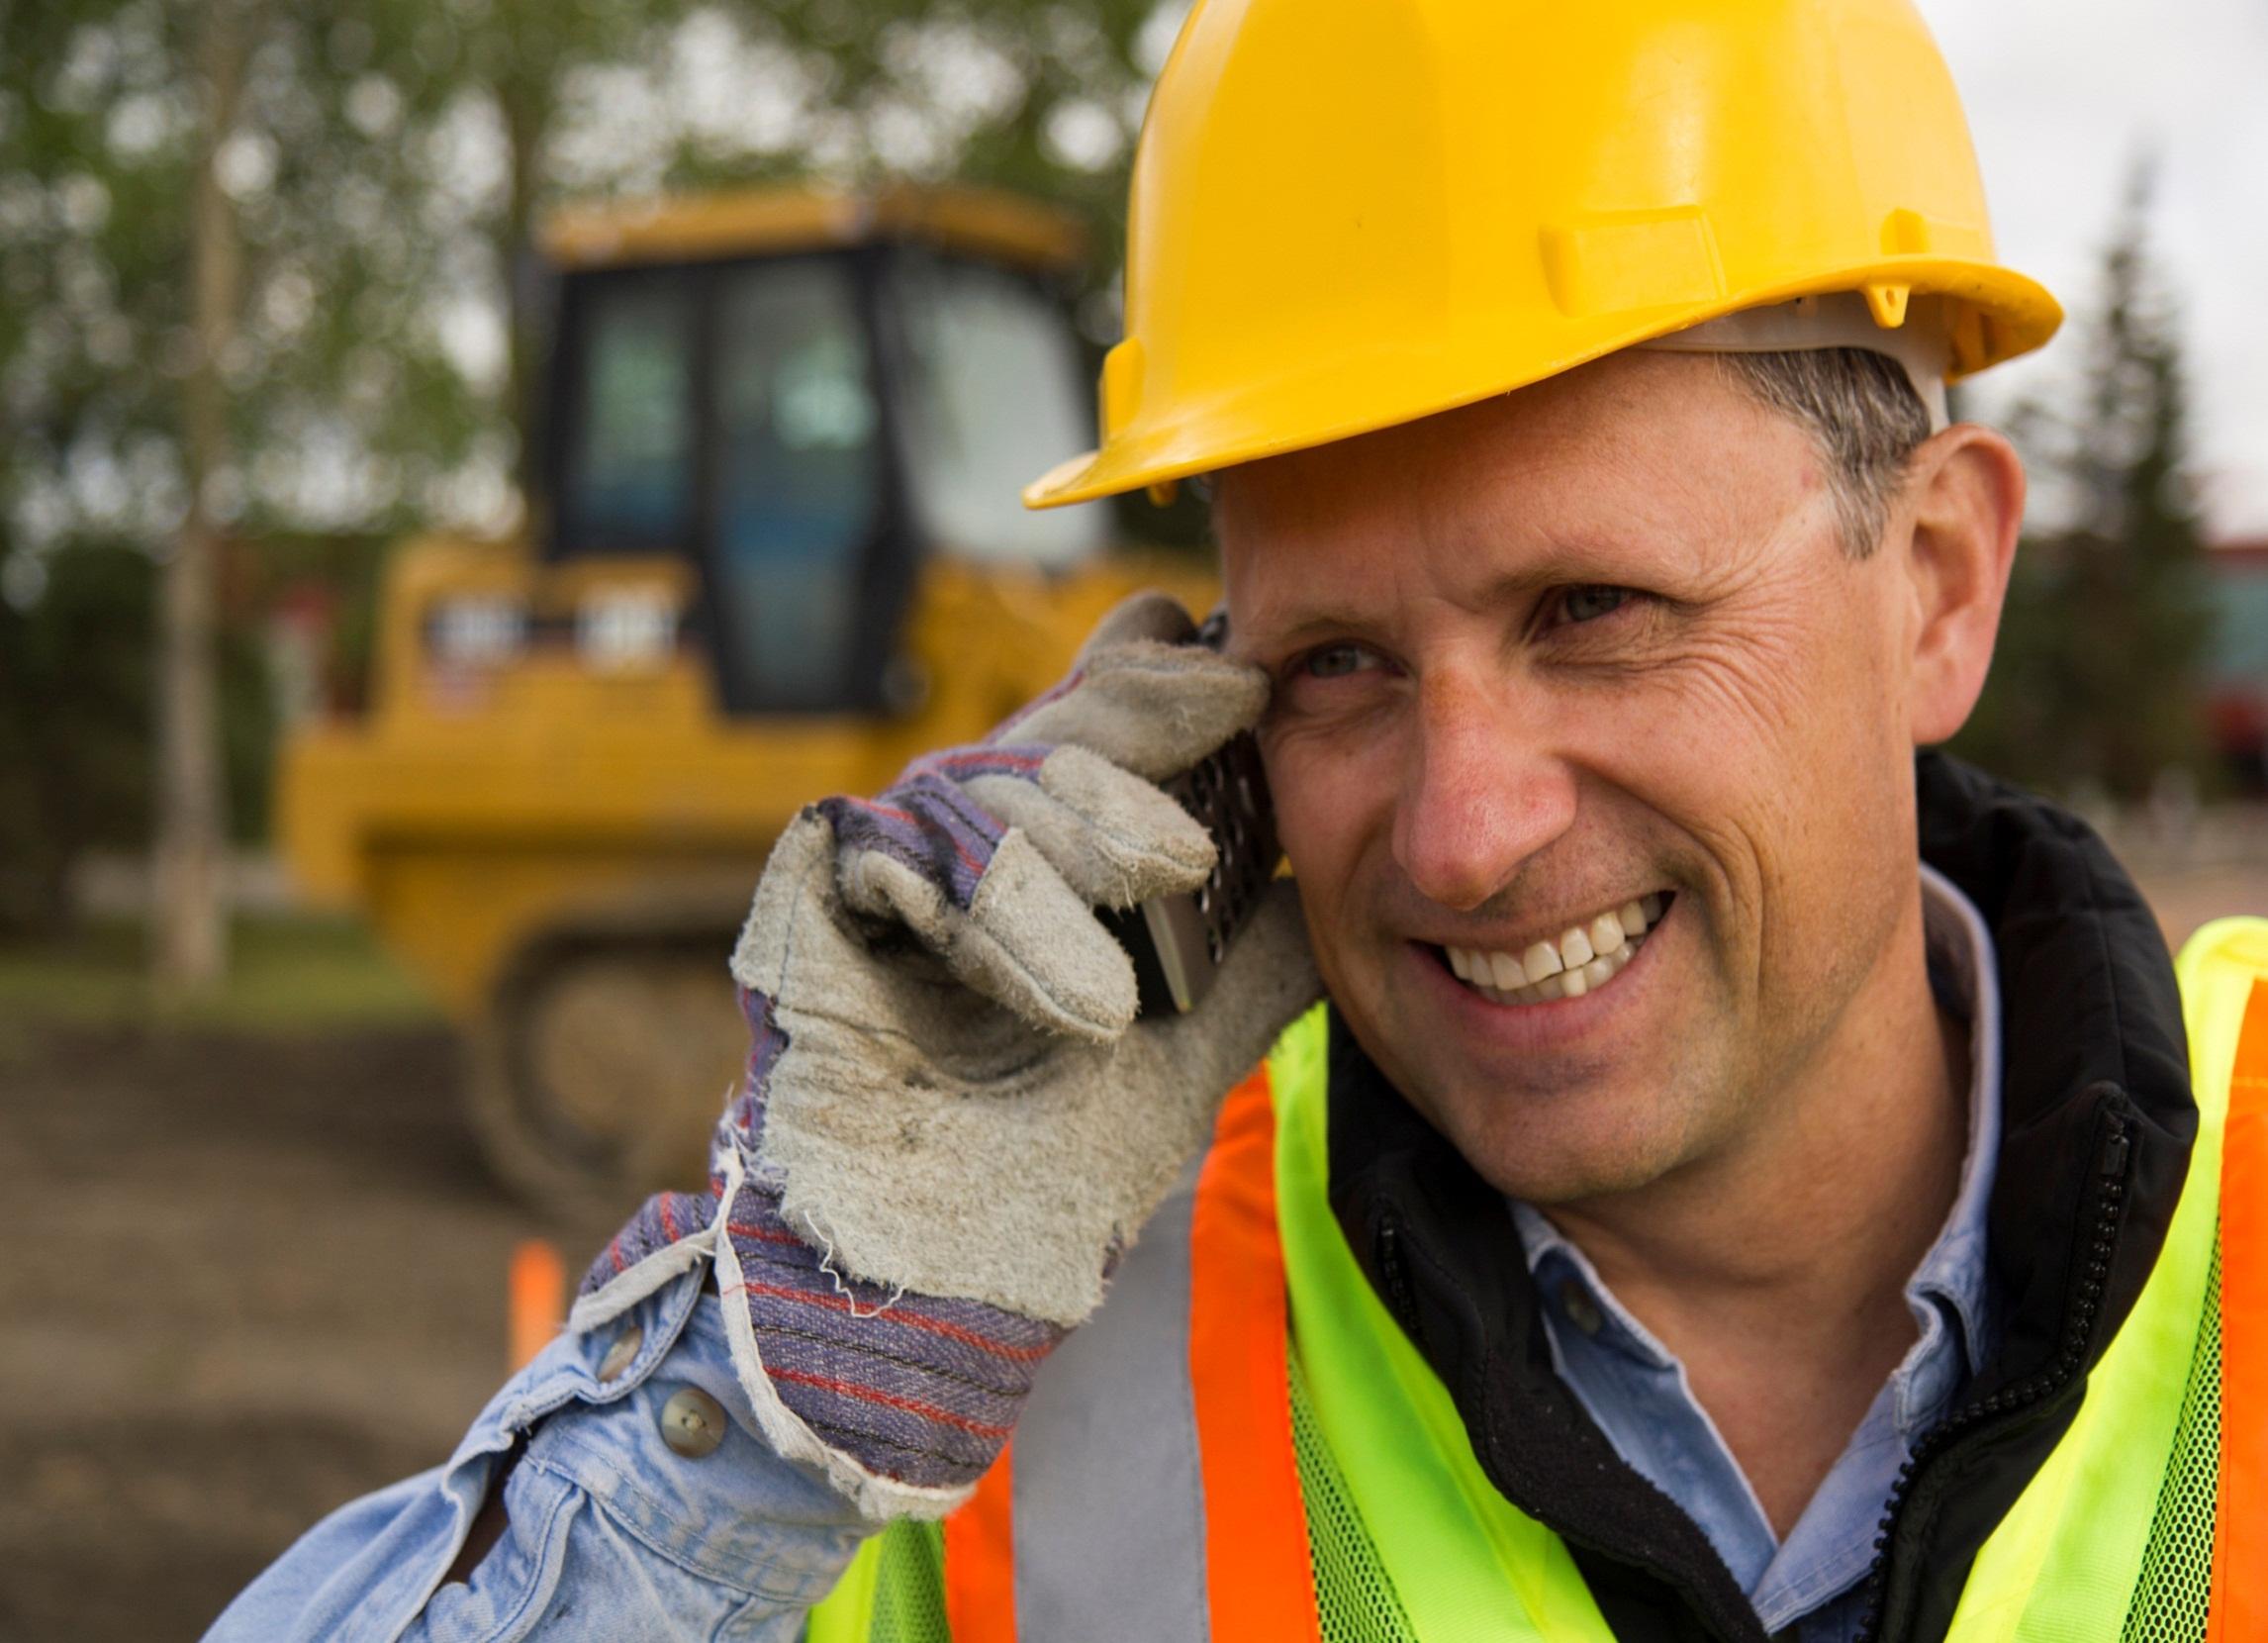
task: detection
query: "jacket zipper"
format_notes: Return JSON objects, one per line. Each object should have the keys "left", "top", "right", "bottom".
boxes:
{"left": 1377, "top": 1218, "right": 1420, "bottom": 1325}
{"left": 1852, "top": 1110, "right": 2131, "bottom": 1643}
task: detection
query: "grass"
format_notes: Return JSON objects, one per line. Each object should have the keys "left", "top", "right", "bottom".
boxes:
{"left": 0, "top": 913, "right": 442, "bottom": 1035}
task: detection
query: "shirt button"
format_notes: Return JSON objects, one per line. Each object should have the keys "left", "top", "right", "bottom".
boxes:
{"left": 597, "top": 1324, "right": 644, "bottom": 1384}
{"left": 1558, "top": 1280, "right": 1605, "bottom": 1337}
{"left": 659, "top": 1386, "right": 729, "bottom": 1458}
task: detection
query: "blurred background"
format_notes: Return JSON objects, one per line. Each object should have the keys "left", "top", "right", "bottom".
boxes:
{"left": 0, "top": 0, "right": 2261, "bottom": 1635}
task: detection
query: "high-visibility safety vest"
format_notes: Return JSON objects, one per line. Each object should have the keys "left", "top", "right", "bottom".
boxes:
{"left": 807, "top": 918, "right": 2268, "bottom": 1643}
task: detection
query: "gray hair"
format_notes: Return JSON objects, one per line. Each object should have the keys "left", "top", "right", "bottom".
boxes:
{"left": 1716, "top": 347, "right": 1934, "bottom": 557}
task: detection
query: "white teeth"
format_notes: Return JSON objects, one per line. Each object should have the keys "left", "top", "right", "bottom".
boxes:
{"left": 1448, "top": 894, "right": 1666, "bottom": 1008}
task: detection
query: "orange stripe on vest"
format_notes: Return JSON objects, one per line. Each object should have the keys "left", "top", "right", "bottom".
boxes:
{"left": 941, "top": 1067, "right": 1319, "bottom": 1641}
{"left": 2212, "top": 980, "right": 2268, "bottom": 1643}
{"left": 1190, "top": 1066, "right": 1325, "bottom": 1643}
{"left": 946, "top": 1445, "right": 1018, "bottom": 1643}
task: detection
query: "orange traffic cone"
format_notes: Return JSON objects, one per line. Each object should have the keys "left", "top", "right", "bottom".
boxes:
{"left": 508, "top": 1238, "right": 568, "bottom": 1373}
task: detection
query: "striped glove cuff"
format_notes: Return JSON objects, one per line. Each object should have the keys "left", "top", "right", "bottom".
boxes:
{"left": 576, "top": 984, "right": 1063, "bottom": 1513}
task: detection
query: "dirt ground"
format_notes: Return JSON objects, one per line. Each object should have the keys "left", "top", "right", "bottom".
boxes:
{"left": 0, "top": 866, "right": 2259, "bottom": 1642}
{"left": 0, "top": 1023, "right": 615, "bottom": 1642}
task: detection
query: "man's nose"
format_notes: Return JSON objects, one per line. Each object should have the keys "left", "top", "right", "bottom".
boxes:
{"left": 1390, "top": 672, "right": 1576, "bottom": 913}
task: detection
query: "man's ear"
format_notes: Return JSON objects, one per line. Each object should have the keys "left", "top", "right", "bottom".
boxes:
{"left": 1897, "top": 426, "right": 2027, "bottom": 746}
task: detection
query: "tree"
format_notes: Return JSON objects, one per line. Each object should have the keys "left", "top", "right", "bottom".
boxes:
{"left": 0, "top": 0, "right": 1194, "bottom": 960}
{"left": 0, "top": 0, "right": 692, "bottom": 966}
{"left": 1953, "top": 161, "right": 2216, "bottom": 800}
{"left": 152, "top": 0, "right": 247, "bottom": 990}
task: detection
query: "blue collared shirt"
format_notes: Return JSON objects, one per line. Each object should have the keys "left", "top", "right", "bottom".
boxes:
{"left": 1513, "top": 865, "right": 2003, "bottom": 1640}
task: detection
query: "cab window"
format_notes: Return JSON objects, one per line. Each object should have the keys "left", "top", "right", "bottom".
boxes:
{"left": 709, "top": 257, "right": 887, "bottom": 712}
{"left": 555, "top": 271, "right": 696, "bottom": 553}
{"left": 887, "top": 253, "right": 1108, "bottom": 571}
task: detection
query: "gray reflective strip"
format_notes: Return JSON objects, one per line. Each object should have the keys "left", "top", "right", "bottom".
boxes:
{"left": 1010, "top": 1164, "right": 1209, "bottom": 1643}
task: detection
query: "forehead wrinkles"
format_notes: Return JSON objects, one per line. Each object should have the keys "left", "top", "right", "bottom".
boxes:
{"left": 1218, "top": 354, "right": 1831, "bottom": 641}
{"left": 1225, "top": 448, "right": 1809, "bottom": 655}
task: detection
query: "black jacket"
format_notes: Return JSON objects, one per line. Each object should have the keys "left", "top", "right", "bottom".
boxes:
{"left": 1325, "top": 753, "right": 2197, "bottom": 1643}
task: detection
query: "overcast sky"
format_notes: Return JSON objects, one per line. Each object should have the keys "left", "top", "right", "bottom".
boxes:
{"left": 1916, "top": 0, "right": 2268, "bottom": 537}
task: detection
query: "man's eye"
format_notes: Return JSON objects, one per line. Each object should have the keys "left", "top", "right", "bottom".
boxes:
{"left": 1558, "top": 585, "right": 1633, "bottom": 625}
{"left": 1301, "top": 642, "right": 1378, "bottom": 679}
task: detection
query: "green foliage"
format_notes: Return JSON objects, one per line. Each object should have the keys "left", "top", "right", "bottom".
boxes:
{"left": 2, "top": 0, "right": 1185, "bottom": 539}
{"left": 1953, "top": 163, "right": 2216, "bottom": 800}
{"left": 2, "top": 0, "right": 1181, "bottom": 546}
{"left": 0, "top": 0, "right": 509, "bottom": 558}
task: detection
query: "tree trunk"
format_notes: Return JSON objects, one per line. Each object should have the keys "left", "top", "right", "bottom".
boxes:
{"left": 153, "top": 0, "right": 245, "bottom": 993}
{"left": 498, "top": 50, "right": 546, "bottom": 502}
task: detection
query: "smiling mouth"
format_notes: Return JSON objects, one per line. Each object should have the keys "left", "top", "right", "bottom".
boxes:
{"left": 1435, "top": 892, "right": 1672, "bottom": 1006}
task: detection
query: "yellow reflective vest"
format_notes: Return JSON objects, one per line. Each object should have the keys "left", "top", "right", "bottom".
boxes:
{"left": 812, "top": 918, "right": 2266, "bottom": 1643}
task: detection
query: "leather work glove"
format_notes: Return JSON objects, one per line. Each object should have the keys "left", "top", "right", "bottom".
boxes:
{"left": 570, "top": 593, "right": 1321, "bottom": 1518}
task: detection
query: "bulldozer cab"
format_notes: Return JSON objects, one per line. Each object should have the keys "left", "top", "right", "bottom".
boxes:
{"left": 281, "top": 187, "right": 1216, "bottom": 1211}
{"left": 536, "top": 191, "right": 1108, "bottom": 717}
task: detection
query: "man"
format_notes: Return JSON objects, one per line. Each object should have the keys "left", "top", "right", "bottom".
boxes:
{"left": 214, "top": 1, "right": 2262, "bottom": 1639}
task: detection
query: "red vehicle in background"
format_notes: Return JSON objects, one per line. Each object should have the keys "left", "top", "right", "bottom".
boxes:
{"left": 2205, "top": 539, "right": 2268, "bottom": 794}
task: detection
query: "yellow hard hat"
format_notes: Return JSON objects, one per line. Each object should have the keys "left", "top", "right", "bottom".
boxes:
{"left": 1025, "top": 0, "right": 2062, "bottom": 509}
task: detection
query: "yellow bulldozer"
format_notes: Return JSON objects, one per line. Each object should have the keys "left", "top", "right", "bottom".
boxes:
{"left": 279, "top": 186, "right": 1213, "bottom": 1209}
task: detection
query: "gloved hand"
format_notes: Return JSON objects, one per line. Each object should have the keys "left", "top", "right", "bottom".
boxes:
{"left": 571, "top": 593, "right": 1320, "bottom": 1518}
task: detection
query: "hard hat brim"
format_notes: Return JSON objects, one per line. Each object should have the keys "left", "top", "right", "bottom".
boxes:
{"left": 1024, "top": 257, "right": 2059, "bottom": 511}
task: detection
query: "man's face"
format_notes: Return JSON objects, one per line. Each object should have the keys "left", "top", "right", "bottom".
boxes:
{"left": 1217, "top": 351, "right": 1928, "bottom": 1205}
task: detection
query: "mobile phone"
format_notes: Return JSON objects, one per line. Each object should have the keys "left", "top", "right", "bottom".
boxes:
{"left": 1100, "top": 616, "right": 1278, "bottom": 1017}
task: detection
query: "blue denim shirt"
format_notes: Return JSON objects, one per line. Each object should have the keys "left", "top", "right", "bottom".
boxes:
{"left": 205, "top": 1266, "right": 872, "bottom": 1642}
{"left": 1513, "top": 867, "right": 2003, "bottom": 1641}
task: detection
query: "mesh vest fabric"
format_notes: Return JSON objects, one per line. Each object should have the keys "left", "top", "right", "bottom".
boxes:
{"left": 809, "top": 1521, "right": 953, "bottom": 1643}
{"left": 2121, "top": 1239, "right": 2221, "bottom": 1643}
{"left": 868, "top": 1521, "right": 952, "bottom": 1643}
{"left": 1291, "top": 1349, "right": 1420, "bottom": 1643}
